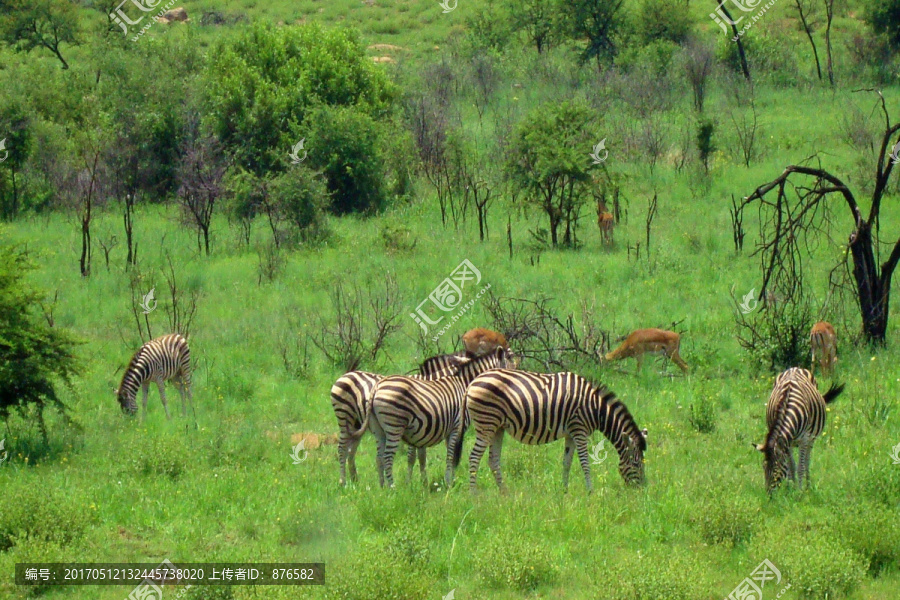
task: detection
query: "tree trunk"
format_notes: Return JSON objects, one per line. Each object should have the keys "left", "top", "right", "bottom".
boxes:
{"left": 849, "top": 223, "right": 889, "bottom": 342}
{"left": 795, "top": 3, "right": 822, "bottom": 80}
{"left": 202, "top": 224, "right": 210, "bottom": 256}
{"left": 718, "top": 2, "right": 751, "bottom": 81}
{"left": 124, "top": 195, "right": 135, "bottom": 266}
{"left": 80, "top": 209, "right": 91, "bottom": 277}
{"left": 823, "top": 0, "right": 834, "bottom": 86}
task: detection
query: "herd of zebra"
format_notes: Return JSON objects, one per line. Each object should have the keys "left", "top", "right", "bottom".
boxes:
{"left": 116, "top": 323, "right": 843, "bottom": 493}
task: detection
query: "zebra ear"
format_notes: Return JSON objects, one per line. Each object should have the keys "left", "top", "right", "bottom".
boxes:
{"left": 640, "top": 428, "right": 648, "bottom": 439}
{"left": 753, "top": 442, "right": 765, "bottom": 452}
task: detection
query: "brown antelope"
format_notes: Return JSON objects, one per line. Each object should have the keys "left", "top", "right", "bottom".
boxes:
{"left": 462, "top": 328, "right": 509, "bottom": 357}
{"left": 810, "top": 321, "right": 837, "bottom": 377}
{"left": 596, "top": 198, "right": 615, "bottom": 246}
{"left": 604, "top": 328, "right": 689, "bottom": 374}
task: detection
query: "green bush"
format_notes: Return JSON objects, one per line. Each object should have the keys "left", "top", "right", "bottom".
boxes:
{"left": 476, "top": 534, "right": 559, "bottom": 591}
{"left": 694, "top": 497, "right": 759, "bottom": 547}
{"left": 130, "top": 433, "right": 188, "bottom": 480}
{"left": 0, "top": 481, "right": 91, "bottom": 551}
{"left": 604, "top": 549, "right": 709, "bottom": 600}
{"left": 6, "top": 536, "right": 70, "bottom": 597}
{"left": 323, "top": 545, "right": 432, "bottom": 600}
{"left": 635, "top": 0, "right": 693, "bottom": 45}
{"left": 268, "top": 166, "right": 330, "bottom": 244}
{"left": 688, "top": 394, "right": 717, "bottom": 434}
{"left": 836, "top": 503, "right": 900, "bottom": 576}
{"left": 754, "top": 520, "right": 866, "bottom": 598}
{"left": 866, "top": 0, "right": 900, "bottom": 49}
{"left": 306, "top": 105, "right": 387, "bottom": 215}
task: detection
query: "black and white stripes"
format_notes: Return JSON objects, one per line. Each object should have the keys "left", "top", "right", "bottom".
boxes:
{"left": 368, "top": 347, "right": 516, "bottom": 488}
{"left": 462, "top": 369, "right": 647, "bottom": 492}
{"left": 756, "top": 367, "right": 844, "bottom": 492}
{"left": 117, "top": 334, "right": 193, "bottom": 419}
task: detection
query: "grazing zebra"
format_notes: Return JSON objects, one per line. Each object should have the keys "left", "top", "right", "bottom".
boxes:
{"left": 755, "top": 367, "right": 844, "bottom": 492}
{"left": 365, "top": 347, "right": 516, "bottom": 488}
{"left": 117, "top": 333, "right": 193, "bottom": 420}
{"left": 331, "top": 352, "right": 469, "bottom": 486}
{"left": 462, "top": 369, "right": 647, "bottom": 492}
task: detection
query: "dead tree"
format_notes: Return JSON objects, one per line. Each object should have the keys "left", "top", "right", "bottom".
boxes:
{"left": 793, "top": 0, "right": 822, "bottom": 81}
{"left": 739, "top": 91, "right": 900, "bottom": 343}
{"left": 730, "top": 194, "right": 745, "bottom": 252}
{"left": 163, "top": 252, "right": 199, "bottom": 337}
{"left": 645, "top": 193, "right": 658, "bottom": 259}
{"left": 823, "top": 0, "right": 835, "bottom": 86}
{"left": 714, "top": 1, "right": 751, "bottom": 81}
{"left": 177, "top": 136, "right": 227, "bottom": 256}
{"left": 309, "top": 276, "right": 403, "bottom": 372}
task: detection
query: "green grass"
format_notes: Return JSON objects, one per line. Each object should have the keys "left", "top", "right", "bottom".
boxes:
{"left": 3, "top": 1, "right": 900, "bottom": 599}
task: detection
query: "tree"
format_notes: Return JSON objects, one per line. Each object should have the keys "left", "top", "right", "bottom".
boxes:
{"left": 561, "top": 0, "right": 626, "bottom": 68}
{"left": 867, "top": 0, "right": 900, "bottom": 49}
{"left": 793, "top": 0, "right": 823, "bottom": 80}
{"left": 0, "top": 0, "right": 79, "bottom": 69}
{"left": 740, "top": 92, "right": 900, "bottom": 343}
{"left": 177, "top": 134, "right": 227, "bottom": 256}
{"left": 0, "top": 102, "right": 32, "bottom": 220}
{"left": 203, "top": 22, "right": 396, "bottom": 178}
{"left": 0, "top": 243, "right": 79, "bottom": 442}
{"left": 507, "top": 0, "right": 559, "bottom": 53}
{"left": 266, "top": 166, "right": 329, "bottom": 245}
{"left": 508, "top": 101, "right": 598, "bottom": 247}
{"left": 306, "top": 105, "right": 387, "bottom": 215}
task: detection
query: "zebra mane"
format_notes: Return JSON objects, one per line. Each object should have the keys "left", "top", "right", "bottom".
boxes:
{"left": 598, "top": 385, "right": 646, "bottom": 452}
{"left": 417, "top": 350, "right": 470, "bottom": 375}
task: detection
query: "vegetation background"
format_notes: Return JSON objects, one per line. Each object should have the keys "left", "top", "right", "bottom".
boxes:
{"left": 1, "top": 0, "right": 900, "bottom": 598}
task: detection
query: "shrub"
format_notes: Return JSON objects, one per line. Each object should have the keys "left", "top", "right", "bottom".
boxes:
{"left": 306, "top": 106, "right": 387, "bottom": 215}
{"left": 688, "top": 394, "right": 717, "bottom": 434}
{"left": 0, "top": 480, "right": 91, "bottom": 551}
{"left": 381, "top": 225, "right": 416, "bottom": 253}
{"left": 694, "top": 497, "right": 760, "bottom": 547}
{"left": 867, "top": 0, "right": 900, "bottom": 49}
{"left": 130, "top": 433, "right": 188, "bottom": 480}
{"left": 603, "top": 548, "right": 709, "bottom": 600}
{"left": 476, "top": 534, "right": 559, "bottom": 591}
{"left": 635, "top": 0, "right": 693, "bottom": 45}
{"left": 753, "top": 519, "right": 866, "bottom": 598}
{"left": 323, "top": 545, "right": 432, "bottom": 600}
{"left": 267, "top": 166, "right": 329, "bottom": 244}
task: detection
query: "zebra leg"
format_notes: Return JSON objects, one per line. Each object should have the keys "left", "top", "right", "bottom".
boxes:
{"left": 574, "top": 435, "right": 593, "bottom": 493}
{"left": 141, "top": 383, "right": 150, "bottom": 419}
{"left": 369, "top": 416, "right": 387, "bottom": 488}
{"left": 562, "top": 436, "right": 576, "bottom": 491}
{"left": 798, "top": 441, "right": 813, "bottom": 490}
{"left": 418, "top": 447, "right": 427, "bottom": 483}
{"left": 468, "top": 433, "right": 491, "bottom": 491}
{"left": 156, "top": 380, "right": 171, "bottom": 420}
{"left": 407, "top": 446, "right": 417, "bottom": 483}
{"left": 488, "top": 430, "right": 506, "bottom": 493}
{"left": 347, "top": 434, "right": 361, "bottom": 483}
{"left": 382, "top": 433, "right": 402, "bottom": 488}
{"left": 788, "top": 448, "right": 798, "bottom": 486}
{"left": 338, "top": 427, "right": 351, "bottom": 486}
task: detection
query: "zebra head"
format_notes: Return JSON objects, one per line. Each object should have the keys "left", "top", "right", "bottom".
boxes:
{"left": 116, "top": 383, "right": 138, "bottom": 415}
{"left": 756, "top": 440, "right": 791, "bottom": 492}
{"left": 618, "top": 428, "right": 647, "bottom": 486}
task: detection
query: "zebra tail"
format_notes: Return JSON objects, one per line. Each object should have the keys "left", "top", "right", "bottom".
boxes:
{"left": 822, "top": 382, "right": 845, "bottom": 404}
{"left": 454, "top": 391, "right": 470, "bottom": 469}
{"left": 348, "top": 406, "right": 371, "bottom": 440}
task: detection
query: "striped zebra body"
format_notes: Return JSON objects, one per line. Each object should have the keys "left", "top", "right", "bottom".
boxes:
{"left": 756, "top": 367, "right": 844, "bottom": 492}
{"left": 331, "top": 352, "right": 468, "bottom": 486}
{"left": 117, "top": 334, "right": 193, "bottom": 420}
{"left": 368, "top": 348, "right": 515, "bottom": 488}
{"left": 463, "top": 369, "right": 647, "bottom": 492}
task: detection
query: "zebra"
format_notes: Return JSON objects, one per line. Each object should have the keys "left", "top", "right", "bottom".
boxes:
{"left": 331, "top": 351, "right": 469, "bottom": 486}
{"left": 462, "top": 369, "right": 647, "bottom": 492}
{"left": 364, "top": 347, "right": 516, "bottom": 488}
{"left": 755, "top": 367, "right": 844, "bottom": 492}
{"left": 117, "top": 333, "right": 194, "bottom": 420}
